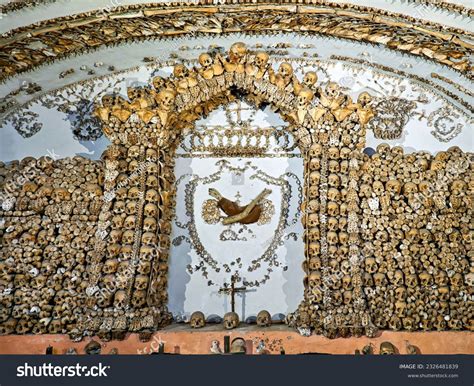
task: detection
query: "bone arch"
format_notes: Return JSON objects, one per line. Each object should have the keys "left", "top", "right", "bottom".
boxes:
{"left": 87, "top": 42, "right": 373, "bottom": 337}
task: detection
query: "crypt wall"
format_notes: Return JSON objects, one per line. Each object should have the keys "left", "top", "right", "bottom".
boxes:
{"left": 0, "top": 1, "right": 473, "bottom": 341}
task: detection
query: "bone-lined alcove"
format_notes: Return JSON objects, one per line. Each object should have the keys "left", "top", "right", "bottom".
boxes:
{"left": 168, "top": 102, "right": 305, "bottom": 320}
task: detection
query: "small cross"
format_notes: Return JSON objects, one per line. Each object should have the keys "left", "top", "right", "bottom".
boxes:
{"left": 225, "top": 100, "right": 254, "bottom": 126}
{"left": 227, "top": 100, "right": 243, "bottom": 123}
{"left": 219, "top": 274, "right": 247, "bottom": 313}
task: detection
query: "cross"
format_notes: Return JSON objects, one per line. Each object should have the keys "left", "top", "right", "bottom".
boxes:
{"left": 219, "top": 274, "right": 247, "bottom": 313}
{"left": 225, "top": 100, "right": 254, "bottom": 126}
{"left": 226, "top": 100, "right": 244, "bottom": 123}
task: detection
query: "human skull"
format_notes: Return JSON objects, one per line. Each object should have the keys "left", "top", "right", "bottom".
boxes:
{"left": 386, "top": 179, "right": 401, "bottom": 195}
{"left": 128, "top": 145, "right": 140, "bottom": 159}
{"left": 256, "top": 310, "right": 271, "bottom": 327}
{"left": 128, "top": 187, "right": 140, "bottom": 200}
{"left": 365, "top": 257, "right": 378, "bottom": 274}
{"left": 308, "top": 213, "right": 319, "bottom": 228}
{"left": 134, "top": 275, "right": 149, "bottom": 291}
{"left": 379, "top": 341, "right": 396, "bottom": 354}
{"left": 141, "top": 232, "right": 157, "bottom": 245}
{"left": 144, "top": 203, "right": 158, "bottom": 217}
{"left": 137, "top": 260, "right": 151, "bottom": 275}
{"left": 419, "top": 271, "right": 432, "bottom": 287}
{"left": 158, "top": 90, "right": 175, "bottom": 111}
{"left": 309, "top": 156, "right": 321, "bottom": 171}
{"left": 255, "top": 52, "right": 269, "bottom": 68}
{"left": 278, "top": 62, "right": 293, "bottom": 78}
{"left": 332, "top": 290, "right": 342, "bottom": 305}
{"left": 145, "top": 189, "right": 158, "bottom": 203}
{"left": 327, "top": 231, "right": 338, "bottom": 245}
{"left": 327, "top": 216, "right": 338, "bottom": 231}
{"left": 464, "top": 272, "right": 474, "bottom": 287}
{"left": 143, "top": 217, "right": 157, "bottom": 232}
{"left": 189, "top": 311, "right": 206, "bottom": 328}
{"left": 303, "top": 71, "right": 317, "bottom": 87}
{"left": 152, "top": 76, "right": 165, "bottom": 90}
{"left": 308, "top": 271, "right": 322, "bottom": 288}
{"left": 434, "top": 270, "right": 448, "bottom": 286}
{"left": 308, "top": 255, "right": 321, "bottom": 270}
{"left": 327, "top": 202, "right": 339, "bottom": 216}
{"left": 307, "top": 199, "right": 319, "bottom": 213}
{"left": 223, "top": 311, "right": 239, "bottom": 330}
{"left": 109, "top": 230, "right": 122, "bottom": 243}
{"left": 173, "top": 64, "right": 189, "bottom": 78}
{"left": 113, "top": 200, "right": 125, "bottom": 214}
{"left": 114, "top": 290, "right": 127, "bottom": 309}
{"left": 122, "top": 230, "right": 135, "bottom": 245}
{"left": 308, "top": 228, "right": 320, "bottom": 242}
{"left": 388, "top": 316, "right": 402, "bottom": 331}
{"left": 131, "top": 290, "right": 146, "bottom": 308}
{"left": 198, "top": 53, "right": 213, "bottom": 68}
{"left": 395, "top": 286, "right": 407, "bottom": 301}
{"left": 438, "top": 286, "right": 449, "bottom": 302}
{"left": 297, "top": 89, "right": 314, "bottom": 108}
{"left": 328, "top": 160, "right": 339, "bottom": 174}
{"left": 395, "top": 301, "right": 407, "bottom": 318}
{"left": 309, "top": 143, "right": 323, "bottom": 157}
{"left": 124, "top": 215, "right": 136, "bottom": 230}
{"left": 373, "top": 181, "right": 384, "bottom": 196}
{"left": 328, "top": 174, "right": 340, "bottom": 188}
{"left": 308, "top": 185, "right": 319, "bottom": 199}
{"left": 343, "top": 290, "right": 353, "bottom": 305}
{"left": 103, "top": 259, "right": 119, "bottom": 275}
{"left": 403, "top": 182, "right": 418, "bottom": 195}
{"left": 146, "top": 175, "right": 158, "bottom": 188}
{"left": 229, "top": 42, "right": 247, "bottom": 63}
{"left": 373, "top": 273, "right": 387, "bottom": 287}
{"left": 342, "top": 275, "right": 352, "bottom": 290}
{"left": 393, "top": 270, "right": 404, "bottom": 286}
{"left": 339, "top": 231, "right": 349, "bottom": 245}
{"left": 406, "top": 274, "right": 418, "bottom": 288}
{"left": 450, "top": 273, "right": 463, "bottom": 289}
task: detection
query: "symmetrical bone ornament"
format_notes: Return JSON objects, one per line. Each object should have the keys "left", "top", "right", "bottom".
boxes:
{"left": 1, "top": 44, "right": 472, "bottom": 339}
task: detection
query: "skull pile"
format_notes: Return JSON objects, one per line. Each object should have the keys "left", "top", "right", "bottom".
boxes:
{"left": 0, "top": 155, "right": 102, "bottom": 335}
{"left": 360, "top": 144, "right": 473, "bottom": 332}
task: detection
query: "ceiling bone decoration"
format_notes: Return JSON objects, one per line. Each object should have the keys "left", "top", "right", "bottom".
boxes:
{"left": 1, "top": 53, "right": 471, "bottom": 145}
{"left": 0, "top": 0, "right": 473, "bottom": 83}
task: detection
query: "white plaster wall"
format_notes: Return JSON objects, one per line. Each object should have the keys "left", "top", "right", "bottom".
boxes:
{"left": 168, "top": 157, "right": 305, "bottom": 321}
{"left": 168, "top": 105, "right": 304, "bottom": 321}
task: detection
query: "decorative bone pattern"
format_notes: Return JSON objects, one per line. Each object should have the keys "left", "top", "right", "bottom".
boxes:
{"left": 1, "top": 45, "right": 472, "bottom": 339}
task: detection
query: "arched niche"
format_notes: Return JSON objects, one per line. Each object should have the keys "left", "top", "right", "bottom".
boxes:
{"left": 85, "top": 42, "right": 373, "bottom": 337}
{"left": 168, "top": 101, "right": 305, "bottom": 320}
